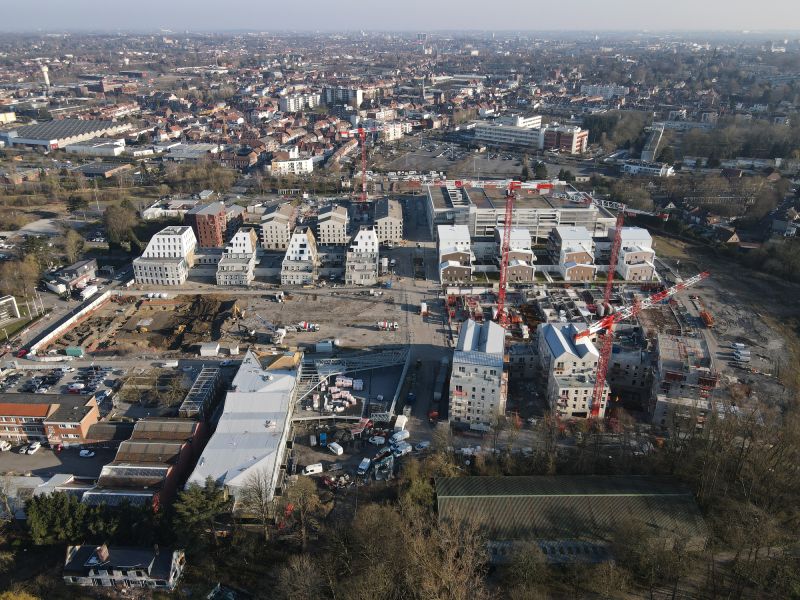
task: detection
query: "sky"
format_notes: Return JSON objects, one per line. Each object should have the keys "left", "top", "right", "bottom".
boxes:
{"left": 2, "top": 0, "right": 800, "bottom": 33}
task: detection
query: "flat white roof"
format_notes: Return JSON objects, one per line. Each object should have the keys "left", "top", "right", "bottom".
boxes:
{"left": 555, "top": 225, "right": 593, "bottom": 242}
{"left": 437, "top": 224, "right": 471, "bottom": 245}
{"left": 187, "top": 351, "right": 296, "bottom": 497}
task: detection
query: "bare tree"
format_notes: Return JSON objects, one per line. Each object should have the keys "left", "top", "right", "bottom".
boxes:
{"left": 238, "top": 468, "right": 274, "bottom": 541}
{"left": 283, "top": 476, "right": 321, "bottom": 551}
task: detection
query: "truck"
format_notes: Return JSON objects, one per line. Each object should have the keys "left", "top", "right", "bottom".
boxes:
{"left": 79, "top": 285, "right": 98, "bottom": 301}
{"left": 393, "top": 415, "right": 408, "bottom": 432}
{"left": 45, "top": 280, "right": 68, "bottom": 295}
{"left": 380, "top": 257, "right": 389, "bottom": 274}
{"left": 303, "top": 463, "right": 323, "bottom": 475}
{"left": 376, "top": 321, "right": 399, "bottom": 331}
{"left": 328, "top": 442, "right": 344, "bottom": 456}
{"left": 390, "top": 429, "right": 410, "bottom": 444}
{"left": 162, "top": 360, "right": 179, "bottom": 368}
{"left": 296, "top": 321, "right": 320, "bottom": 332}
{"left": 420, "top": 302, "right": 428, "bottom": 316}
{"left": 318, "top": 432, "right": 328, "bottom": 447}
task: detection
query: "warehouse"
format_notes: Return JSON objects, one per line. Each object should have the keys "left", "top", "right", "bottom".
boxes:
{"left": 0, "top": 119, "right": 131, "bottom": 150}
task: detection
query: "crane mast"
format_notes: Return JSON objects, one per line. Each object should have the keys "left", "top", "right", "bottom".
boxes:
{"left": 496, "top": 181, "right": 522, "bottom": 328}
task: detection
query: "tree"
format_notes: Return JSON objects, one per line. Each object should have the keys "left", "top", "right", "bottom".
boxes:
{"left": 59, "top": 229, "right": 84, "bottom": 264}
{"left": 534, "top": 163, "right": 548, "bottom": 180}
{"left": 66, "top": 194, "right": 89, "bottom": 213}
{"left": 274, "top": 554, "right": 327, "bottom": 600}
{"left": 103, "top": 204, "right": 139, "bottom": 247}
{"left": 0, "top": 589, "right": 40, "bottom": 600}
{"left": 657, "top": 146, "right": 675, "bottom": 165}
{"left": 173, "top": 478, "right": 231, "bottom": 550}
{"left": 557, "top": 168, "right": 575, "bottom": 182}
{"left": 26, "top": 492, "right": 88, "bottom": 545}
{"left": 239, "top": 469, "right": 274, "bottom": 541}
{"left": 283, "top": 476, "right": 322, "bottom": 551}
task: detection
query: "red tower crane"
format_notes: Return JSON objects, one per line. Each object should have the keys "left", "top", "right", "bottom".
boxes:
{"left": 576, "top": 271, "right": 711, "bottom": 417}
{"left": 341, "top": 126, "right": 386, "bottom": 202}
{"left": 496, "top": 180, "right": 522, "bottom": 328}
{"left": 587, "top": 212, "right": 625, "bottom": 417}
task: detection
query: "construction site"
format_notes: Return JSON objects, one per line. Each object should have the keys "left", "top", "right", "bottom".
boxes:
{"left": 38, "top": 291, "right": 409, "bottom": 359}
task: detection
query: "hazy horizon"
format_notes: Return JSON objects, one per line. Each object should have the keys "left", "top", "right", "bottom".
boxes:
{"left": 3, "top": 0, "right": 800, "bottom": 34}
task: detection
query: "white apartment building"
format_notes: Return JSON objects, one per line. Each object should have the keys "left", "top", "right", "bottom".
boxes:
{"left": 473, "top": 121, "right": 543, "bottom": 149}
{"left": 580, "top": 84, "right": 629, "bottom": 99}
{"left": 438, "top": 224, "right": 473, "bottom": 284}
{"left": 323, "top": 86, "right": 363, "bottom": 107}
{"left": 380, "top": 122, "right": 405, "bottom": 142}
{"left": 449, "top": 319, "right": 507, "bottom": 426}
{"left": 596, "top": 227, "right": 657, "bottom": 282}
{"left": 547, "top": 226, "right": 597, "bottom": 282}
{"left": 317, "top": 205, "right": 349, "bottom": 246}
{"left": 374, "top": 197, "right": 403, "bottom": 245}
{"left": 345, "top": 226, "right": 380, "bottom": 286}
{"left": 279, "top": 92, "right": 321, "bottom": 113}
{"left": 494, "top": 227, "right": 536, "bottom": 283}
{"left": 271, "top": 156, "right": 314, "bottom": 176}
{"left": 537, "top": 323, "right": 609, "bottom": 419}
{"left": 281, "top": 227, "right": 319, "bottom": 285}
{"left": 216, "top": 228, "right": 258, "bottom": 286}
{"left": 260, "top": 204, "right": 294, "bottom": 250}
{"left": 133, "top": 226, "right": 197, "bottom": 286}
{"left": 621, "top": 161, "right": 675, "bottom": 177}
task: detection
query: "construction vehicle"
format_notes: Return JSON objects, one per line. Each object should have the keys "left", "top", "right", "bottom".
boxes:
{"left": 174, "top": 323, "right": 187, "bottom": 336}
{"left": 376, "top": 320, "right": 399, "bottom": 331}
{"left": 575, "top": 271, "right": 711, "bottom": 417}
{"left": 296, "top": 321, "right": 320, "bottom": 332}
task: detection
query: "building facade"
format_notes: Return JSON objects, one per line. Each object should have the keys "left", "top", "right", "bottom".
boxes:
{"left": 438, "top": 224, "right": 473, "bottom": 284}
{"left": 548, "top": 226, "right": 597, "bottom": 282}
{"left": 260, "top": 204, "right": 294, "bottom": 250}
{"left": 185, "top": 202, "right": 227, "bottom": 248}
{"left": 317, "top": 205, "right": 349, "bottom": 246}
{"left": 279, "top": 92, "right": 321, "bottom": 113}
{"left": 494, "top": 227, "right": 536, "bottom": 283}
{"left": 449, "top": 320, "right": 507, "bottom": 426}
{"left": 373, "top": 197, "right": 403, "bottom": 245}
{"left": 216, "top": 228, "right": 258, "bottom": 286}
{"left": 345, "top": 226, "right": 380, "bottom": 286}
{"left": 281, "top": 227, "right": 319, "bottom": 285}
{"left": 133, "top": 226, "right": 197, "bottom": 286}
{"left": 63, "top": 545, "right": 185, "bottom": 591}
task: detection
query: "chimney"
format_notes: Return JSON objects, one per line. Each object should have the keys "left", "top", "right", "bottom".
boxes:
{"left": 96, "top": 544, "right": 110, "bottom": 562}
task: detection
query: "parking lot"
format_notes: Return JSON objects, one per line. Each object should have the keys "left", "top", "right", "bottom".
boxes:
{"left": 0, "top": 445, "right": 116, "bottom": 478}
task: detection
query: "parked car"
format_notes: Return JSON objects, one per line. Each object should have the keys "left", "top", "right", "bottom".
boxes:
{"left": 392, "top": 442, "right": 412, "bottom": 458}
{"left": 17, "top": 445, "right": 28, "bottom": 454}
{"left": 0, "top": 441, "right": 12, "bottom": 452}
{"left": 79, "top": 450, "right": 95, "bottom": 458}
{"left": 368, "top": 435, "right": 386, "bottom": 446}
{"left": 303, "top": 463, "right": 323, "bottom": 475}
{"left": 414, "top": 441, "right": 431, "bottom": 452}
{"left": 27, "top": 441, "right": 42, "bottom": 454}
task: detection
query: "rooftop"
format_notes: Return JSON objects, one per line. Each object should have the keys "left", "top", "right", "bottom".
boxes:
{"left": 542, "top": 323, "right": 597, "bottom": 360}
{"left": 6, "top": 119, "right": 121, "bottom": 141}
{"left": 187, "top": 202, "right": 226, "bottom": 216}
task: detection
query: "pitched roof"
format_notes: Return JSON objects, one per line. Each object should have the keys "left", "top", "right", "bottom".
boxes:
{"left": 436, "top": 476, "right": 707, "bottom": 543}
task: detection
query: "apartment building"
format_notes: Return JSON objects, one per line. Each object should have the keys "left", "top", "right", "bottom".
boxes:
{"left": 323, "top": 86, "right": 363, "bottom": 108}
{"left": 449, "top": 319, "right": 507, "bottom": 426}
{"left": 133, "top": 226, "right": 197, "bottom": 286}
{"left": 537, "top": 323, "right": 609, "bottom": 419}
{"left": 185, "top": 202, "right": 227, "bottom": 248}
{"left": 260, "top": 204, "right": 294, "bottom": 250}
{"left": 281, "top": 227, "right": 319, "bottom": 285}
{"left": 216, "top": 228, "right": 258, "bottom": 286}
{"left": 279, "top": 92, "right": 321, "bottom": 113}
{"left": 425, "top": 183, "right": 614, "bottom": 242}
{"left": 494, "top": 227, "right": 536, "bottom": 283}
{"left": 373, "top": 197, "right": 403, "bottom": 245}
{"left": 542, "top": 124, "right": 589, "bottom": 155}
{"left": 580, "top": 84, "right": 629, "bottom": 99}
{"left": 317, "top": 205, "right": 349, "bottom": 245}
{"left": 596, "top": 227, "right": 657, "bottom": 281}
{"left": 621, "top": 160, "right": 675, "bottom": 177}
{"left": 0, "top": 394, "right": 100, "bottom": 446}
{"left": 345, "top": 226, "right": 380, "bottom": 286}
{"left": 270, "top": 154, "right": 314, "bottom": 176}
{"left": 438, "top": 224, "right": 473, "bottom": 284}
{"left": 547, "top": 226, "right": 597, "bottom": 281}
{"left": 496, "top": 114, "right": 543, "bottom": 128}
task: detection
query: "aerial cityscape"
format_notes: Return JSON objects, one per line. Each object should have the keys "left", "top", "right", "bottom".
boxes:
{"left": 0, "top": 4, "right": 799, "bottom": 599}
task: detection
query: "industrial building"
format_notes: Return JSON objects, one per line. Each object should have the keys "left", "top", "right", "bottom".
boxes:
{"left": 0, "top": 119, "right": 131, "bottom": 150}
{"left": 449, "top": 319, "right": 507, "bottom": 426}
{"left": 345, "top": 226, "right": 380, "bottom": 286}
{"left": 133, "top": 226, "right": 197, "bottom": 286}
{"left": 425, "top": 182, "right": 613, "bottom": 242}
{"left": 281, "top": 227, "right": 319, "bottom": 285}
{"left": 186, "top": 350, "right": 300, "bottom": 508}
{"left": 436, "top": 476, "right": 707, "bottom": 564}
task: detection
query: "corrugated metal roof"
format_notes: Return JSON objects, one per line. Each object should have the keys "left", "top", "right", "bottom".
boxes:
{"left": 436, "top": 476, "right": 707, "bottom": 543}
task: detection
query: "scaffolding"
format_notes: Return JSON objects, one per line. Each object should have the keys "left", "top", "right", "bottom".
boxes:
{"left": 178, "top": 367, "right": 221, "bottom": 419}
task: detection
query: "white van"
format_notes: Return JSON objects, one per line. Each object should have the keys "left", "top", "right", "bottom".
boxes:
{"left": 390, "top": 430, "right": 410, "bottom": 444}
{"left": 303, "top": 463, "right": 323, "bottom": 475}
{"left": 328, "top": 442, "right": 344, "bottom": 456}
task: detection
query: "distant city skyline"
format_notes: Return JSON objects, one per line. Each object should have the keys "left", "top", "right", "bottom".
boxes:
{"left": 3, "top": 0, "right": 800, "bottom": 34}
